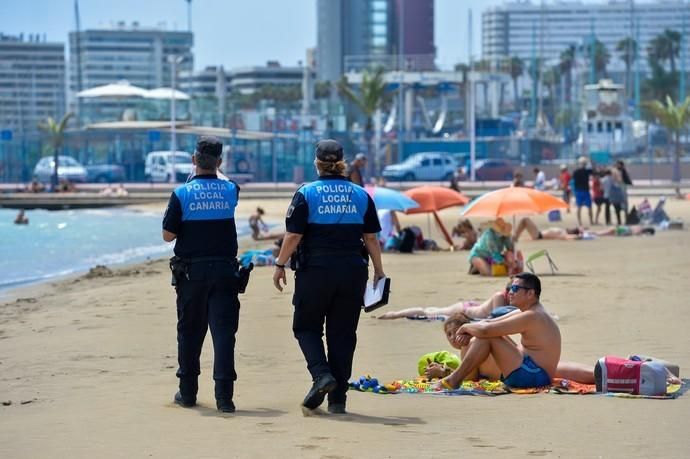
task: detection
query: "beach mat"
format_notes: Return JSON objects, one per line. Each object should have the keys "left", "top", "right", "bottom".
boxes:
{"left": 350, "top": 376, "right": 686, "bottom": 399}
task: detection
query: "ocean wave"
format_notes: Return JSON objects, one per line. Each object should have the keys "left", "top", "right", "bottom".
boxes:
{"left": 83, "top": 243, "right": 173, "bottom": 266}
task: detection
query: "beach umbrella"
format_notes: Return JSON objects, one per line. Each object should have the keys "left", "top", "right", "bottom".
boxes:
{"left": 461, "top": 186, "right": 568, "bottom": 218}
{"left": 365, "top": 185, "right": 420, "bottom": 211}
{"left": 404, "top": 186, "right": 470, "bottom": 246}
{"left": 144, "top": 87, "right": 191, "bottom": 101}
{"left": 76, "top": 80, "right": 148, "bottom": 98}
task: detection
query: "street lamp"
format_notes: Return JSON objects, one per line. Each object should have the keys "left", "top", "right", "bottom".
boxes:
{"left": 168, "top": 54, "right": 184, "bottom": 183}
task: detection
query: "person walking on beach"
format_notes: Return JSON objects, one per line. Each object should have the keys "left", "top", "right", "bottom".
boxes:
{"left": 347, "top": 153, "right": 367, "bottom": 186}
{"left": 162, "top": 136, "right": 242, "bottom": 413}
{"left": 435, "top": 272, "right": 561, "bottom": 390}
{"left": 272, "top": 139, "right": 385, "bottom": 414}
{"left": 558, "top": 165, "right": 571, "bottom": 212}
{"left": 533, "top": 167, "right": 546, "bottom": 191}
{"left": 572, "top": 156, "right": 594, "bottom": 227}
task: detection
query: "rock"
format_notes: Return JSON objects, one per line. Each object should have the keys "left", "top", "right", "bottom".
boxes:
{"left": 83, "top": 265, "right": 114, "bottom": 279}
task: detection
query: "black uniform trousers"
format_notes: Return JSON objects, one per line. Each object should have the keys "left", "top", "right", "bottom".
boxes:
{"left": 292, "top": 259, "right": 368, "bottom": 404}
{"left": 175, "top": 261, "right": 240, "bottom": 401}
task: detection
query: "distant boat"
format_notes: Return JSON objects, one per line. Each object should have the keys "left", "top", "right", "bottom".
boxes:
{"left": 577, "top": 79, "right": 636, "bottom": 159}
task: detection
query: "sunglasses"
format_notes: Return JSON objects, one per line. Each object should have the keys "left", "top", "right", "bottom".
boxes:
{"left": 509, "top": 284, "right": 532, "bottom": 293}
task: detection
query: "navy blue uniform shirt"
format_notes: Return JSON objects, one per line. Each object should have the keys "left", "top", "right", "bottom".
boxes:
{"left": 163, "top": 174, "right": 240, "bottom": 258}
{"left": 286, "top": 175, "right": 380, "bottom": 255}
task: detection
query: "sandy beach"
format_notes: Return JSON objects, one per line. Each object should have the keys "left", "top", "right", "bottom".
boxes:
{"left": 1, "top": 194, "right": 689, "bottom": 458}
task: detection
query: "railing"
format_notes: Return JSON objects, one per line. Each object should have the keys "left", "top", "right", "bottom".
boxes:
{"left": 343, "top": 54, "right": 436, "bottom": 72}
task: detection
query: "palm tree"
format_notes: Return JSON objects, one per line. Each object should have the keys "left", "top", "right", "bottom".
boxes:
{"left": 559, "top": 45, "right": 575, "bottom": 103}
{"left": 38, "top": 112, "right": 74, "bottom": 191}
{"left": 337, "top": 67, "right": 387, "bottom": 174}
{"left": 507, "top": 56, "right": 524, "bottom": 110}
{"left": 581, "top": 40, "right": 610, "bottom": 81}
{"left": 645, "top": 96, "right": 690, "bottom": 196}
{"left": 542, "top": 66, "right": 560, "bottom": 119}
{"left": 648, "top": 29, "right": 681, "bottom": 73}
{"left": 616, "top": 37, "right": 637, "bottom": 99}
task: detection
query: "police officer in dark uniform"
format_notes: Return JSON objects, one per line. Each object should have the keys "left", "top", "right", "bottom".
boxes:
{"left": 272, "top": 139, "right": 385, "bottom": 414}
{"left": 162, "top": 136, "right": 241, "bottom": 413}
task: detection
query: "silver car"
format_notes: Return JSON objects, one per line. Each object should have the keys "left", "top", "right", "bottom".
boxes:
{"left": 33, "top": 156, "right": 88, "bottom": 183}
{"left": 382, "top": 152, "right": 457, "bottom": 181}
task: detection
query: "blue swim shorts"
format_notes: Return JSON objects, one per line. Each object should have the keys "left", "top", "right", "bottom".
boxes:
{"left": 501, "top": 355, "right": 551, "bottom": 388}
{"left": 574, "top": 190, "right": 592, "bottom": 208}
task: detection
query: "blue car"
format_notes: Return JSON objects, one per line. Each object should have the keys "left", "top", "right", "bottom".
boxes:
{"left": 85, "top": 164, "right": 126, "bottom": 183}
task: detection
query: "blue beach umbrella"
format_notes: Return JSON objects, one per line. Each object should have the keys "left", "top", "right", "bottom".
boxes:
{"left": 365, "top": 185, "right": 420, "bottom": 211}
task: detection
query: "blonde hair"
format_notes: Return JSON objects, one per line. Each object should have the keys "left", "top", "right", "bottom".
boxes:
{"left": 315, "top": 158, "right": 347, "bottom": 176}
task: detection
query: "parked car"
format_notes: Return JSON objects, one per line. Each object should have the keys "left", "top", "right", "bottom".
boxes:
{"left": 85, "top": 164, "right": 126, "bottom": 183}
{"left": 144, "top": 151, "right": 194, "bottom": 182}
{"left": 33, "top": 156, "right": 87, "bottom": 183}
{"left": 382, "top": 152, "right": 457, "bottom": 181}
{"left": 472, "top": 159, "right": 515, "bottom": 181}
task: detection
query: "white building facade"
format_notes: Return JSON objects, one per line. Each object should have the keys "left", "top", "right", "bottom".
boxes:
{"left": 483, "top": 0, "right": 690, "bottom": 75}
{"left": 0, "top": 34, "right": 66, "bottom": 135}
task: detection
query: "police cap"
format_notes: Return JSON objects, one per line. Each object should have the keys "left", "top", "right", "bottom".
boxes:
{"left": 196, "top": 136, "right": 223, "bottom": 157}
{"left": 315, "top": 139, "right": 343, "bottom": 162}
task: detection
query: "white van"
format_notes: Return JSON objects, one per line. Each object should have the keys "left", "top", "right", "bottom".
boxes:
{"left": 144, "top": 151, "right": 194, "bottom": 182}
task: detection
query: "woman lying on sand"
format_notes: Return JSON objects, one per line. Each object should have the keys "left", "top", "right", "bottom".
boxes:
{"left": 377, "top": 283, "right": 512, "bottom": 320}
{"left": 513, "top": 217, "right": 656, "bottom": 242}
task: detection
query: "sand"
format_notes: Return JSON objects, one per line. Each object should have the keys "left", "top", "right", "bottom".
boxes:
{"left": 1, "top": 195, "right": 689, "bottom": 458}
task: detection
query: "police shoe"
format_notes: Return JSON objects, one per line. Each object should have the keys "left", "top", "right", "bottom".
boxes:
{"left": 174, "top": 391, "right": 196, "bottom": 408}
{"left": 302, "top": 373, "right": 337, "bottom": 410}
{"left": 327, "top": 403, "right": 347, "bottom": 414}
{"left": 216, "top": 399, "right": 236, "bottom": 413}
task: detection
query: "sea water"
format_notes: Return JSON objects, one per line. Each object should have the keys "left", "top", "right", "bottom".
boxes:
{"left": 0, "top": 208, "right": 249, "bottom": 292}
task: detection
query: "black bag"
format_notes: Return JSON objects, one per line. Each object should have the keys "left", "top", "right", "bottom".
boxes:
{"left": 397, "top": 227, "right": 416, "bottom": 253}
{"left": 626, "top": 206, "right": 640, "bottom": 225}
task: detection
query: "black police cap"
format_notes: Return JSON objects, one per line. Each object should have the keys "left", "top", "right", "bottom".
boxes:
{"left": 195, "top": 136, "right": 223, "bottom": 157}
{"left": 315, "top": 139, "right": 343, "bottom": 162}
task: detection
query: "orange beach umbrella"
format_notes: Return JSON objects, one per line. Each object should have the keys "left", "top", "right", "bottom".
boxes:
{"left": 404, "top": 186, "right": 470, "bottom": 246}
{"left": 461, "top": 186, "right": 568, "bottom": 218}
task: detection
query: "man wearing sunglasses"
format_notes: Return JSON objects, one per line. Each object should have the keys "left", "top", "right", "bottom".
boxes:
{"left": 435, "top": 272, "right": 561, "bottom": 390}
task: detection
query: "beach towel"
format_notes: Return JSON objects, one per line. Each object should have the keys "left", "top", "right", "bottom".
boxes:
{"left": 349, "top": 375, "right": 686, "bottom": 399}
{"left": 349, "top": 375, "right": 508, "bottom": 396}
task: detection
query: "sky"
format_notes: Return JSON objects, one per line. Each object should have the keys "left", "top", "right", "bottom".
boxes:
{"left": 0, "top": 0, "right": 508, "bottom": 71}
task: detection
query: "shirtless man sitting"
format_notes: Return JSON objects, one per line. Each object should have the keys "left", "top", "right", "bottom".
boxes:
{"left": 436, "top": 272, "right": 561, "bottom": 389}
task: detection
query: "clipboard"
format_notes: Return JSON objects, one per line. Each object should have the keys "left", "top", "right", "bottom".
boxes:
{"left": 363, "top": 277, "right": 391, "bottom": 313}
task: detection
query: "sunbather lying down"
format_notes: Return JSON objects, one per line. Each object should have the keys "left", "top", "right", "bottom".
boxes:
{"left": 377, "top": 283, "right": 511, "bottom": 320}
{"left": 513, "top": 217, "right": 656, "bottom": 242}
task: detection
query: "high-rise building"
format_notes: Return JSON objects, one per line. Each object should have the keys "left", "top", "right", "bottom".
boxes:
{"left": 316, "top": 0, "right": 435, "bottom": 82}
{"left": 0, "top": 33, "right": 66, "bottom": 135}
{"left": 482, "top": 0, "right": 690, "bottom": 76}
{"left": 69, "top": 23, "right": 194, "bottom": 94}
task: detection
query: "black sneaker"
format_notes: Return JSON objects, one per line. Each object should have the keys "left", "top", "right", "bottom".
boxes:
{"left": 174, "top": 391, "right": 196, "bottom": 408}
{"left": 302, "top": 373, "right": 337, "bottom": 410}
{"left": 327, "top": 403, "right": 347, "bottom": 414}
{"left": 216, "top": 399, "right": 236, "bottom": 413}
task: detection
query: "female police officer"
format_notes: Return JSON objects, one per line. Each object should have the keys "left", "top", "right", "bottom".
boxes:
{"left": 272, "top": 139, "right": 385, "bottom": 414}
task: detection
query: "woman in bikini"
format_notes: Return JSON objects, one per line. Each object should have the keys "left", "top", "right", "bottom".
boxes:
{"left": 377, "top": 283, "right": 512, "bottom": 320}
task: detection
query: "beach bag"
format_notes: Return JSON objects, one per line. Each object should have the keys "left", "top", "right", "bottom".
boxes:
{"left": 397, "top": 227, "right": 416, "bottom": 253}
{"left": 491, "top": 263, "right": 507, "bottom": 277}
{"left": 626, "top": 206, "right": 640, "bottom": 225}
{"left": 547, "top": 210, "right": 562, "bottom": 222}
{"left": 594, "top": 356, "right": 667, "bottom": 396}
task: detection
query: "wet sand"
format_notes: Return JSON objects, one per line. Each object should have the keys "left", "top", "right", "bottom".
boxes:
{"left": 1, "top": 195, "right": 689, "bottom": 458}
